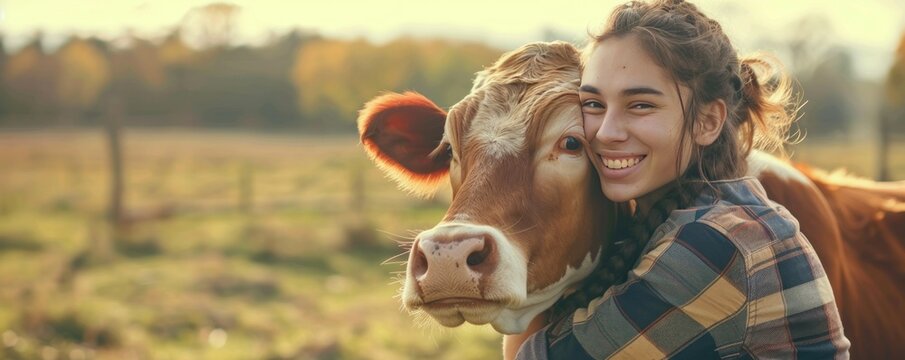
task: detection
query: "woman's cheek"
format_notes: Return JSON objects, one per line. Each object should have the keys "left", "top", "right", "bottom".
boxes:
{"left": 582, "top": 114, "right": 600, "bottom": 140}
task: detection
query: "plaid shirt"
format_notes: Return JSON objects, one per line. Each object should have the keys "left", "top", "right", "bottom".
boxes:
{"left": 517, "top": 177, "right": 850, "bottom": 359}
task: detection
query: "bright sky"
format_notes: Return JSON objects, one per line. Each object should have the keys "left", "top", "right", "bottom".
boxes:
{"left": 0, "top": 0, "right": 902, "bottom": 80}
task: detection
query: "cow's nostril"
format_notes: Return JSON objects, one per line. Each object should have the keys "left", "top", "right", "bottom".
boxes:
{"left": 466, "top": 239, "right": 492, "bottom": 267}
{"left": 411, "top": 241, "right": 429, "bottom": 278}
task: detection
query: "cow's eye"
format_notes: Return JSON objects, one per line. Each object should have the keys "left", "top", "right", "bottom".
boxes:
{"left": 560, "top": 136, "right": 582, "bottom": 152}
{"left": 446, "top": 143, "right": 454, "bottom": 159}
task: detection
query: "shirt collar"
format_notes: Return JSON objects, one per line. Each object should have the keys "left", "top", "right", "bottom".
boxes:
{"left": 692, "top": 177, "right": 769, "bottom": 207}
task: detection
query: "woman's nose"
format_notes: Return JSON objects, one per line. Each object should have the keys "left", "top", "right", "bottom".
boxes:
{"left": 596, "top": 112, "right": 628, "bottom": 144}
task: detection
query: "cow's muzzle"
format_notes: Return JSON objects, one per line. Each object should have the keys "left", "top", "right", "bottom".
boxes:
{"left": 402, "top": 223, "right": 526, "bottom": 327}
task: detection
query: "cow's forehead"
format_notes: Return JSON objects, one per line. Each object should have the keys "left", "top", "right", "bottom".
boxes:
{"left": 444, "top": 42, "right": 582, "bottom": 161}
{"left": 465, "top": 86, "right": 529, "bottom": 159}
{"left": 449, "top": 81, "right": 578, "bottom": 161}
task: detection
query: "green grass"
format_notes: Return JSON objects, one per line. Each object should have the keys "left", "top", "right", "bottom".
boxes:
{"left": 0, "top": 129, "right": 902, "bottom": 359}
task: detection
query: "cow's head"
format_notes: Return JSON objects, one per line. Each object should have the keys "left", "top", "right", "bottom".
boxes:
{"left": 358, "top": 42, "right": 616, "bottom": 334}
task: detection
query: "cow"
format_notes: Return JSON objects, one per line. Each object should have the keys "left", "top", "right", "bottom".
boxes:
{"left": 357, "top": 41, "right": 905, "bottom": 359}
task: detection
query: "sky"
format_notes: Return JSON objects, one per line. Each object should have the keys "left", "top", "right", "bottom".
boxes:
{"left": 0, "top": 0, "right": 903, "bottom": 80}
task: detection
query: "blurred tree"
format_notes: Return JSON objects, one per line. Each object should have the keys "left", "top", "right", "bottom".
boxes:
{"left": 2, "top": 32, "right": 59, "bottom": 124}
{"left": 291, "top": 38, "right": 500, "bottom": 130}
{"left": 787, "top": 16, "right": 833, "bottom": 76}
{"left": 109, "top": 34, "right": 168, "bottom": 121}
{"left": 0, "top": 36, "right": 7, "bottom": 120}
{"left": 292, "top": 38, "right": 360, "bottom": 130}
{"left": 879, "top": 32, "right": 905, "bottom": 180}
{"left": 885, "top": 32, "right": 905, "bottom": 130}
{"left": 55, "top": 37, "right": 111, "bottom": 124}
{"left": 158, "top": 29, "right": 198, "bottom": 67}
{"left": 158, "top": 30, "right": 200, "bottom": 126}
{"left": 417, "top": 40, "right": 501, "bottom": 106}
{"left": 190, "top": 45, "right": 298, "bottom": 127}
{"left": 784, "top": 16, "right": 854, "bottom": 138}
{"left": 171, "top": 29, "right": 315, "bottom": 128}
{"left": 0, "top": 30, "right": 504, "bottom": 131}
{"left": 180, "top": 2, "right": 241, "bottom": 49}
{"left": 796, "top": 47, "right": 854, "bottom": 137}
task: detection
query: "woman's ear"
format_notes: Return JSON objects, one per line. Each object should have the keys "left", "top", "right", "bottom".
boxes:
{"left": 695, "top": 99, "right": 727, "bottom": 146}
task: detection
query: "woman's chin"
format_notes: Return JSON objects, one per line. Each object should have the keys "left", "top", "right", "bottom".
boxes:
{"left": 601, "top": 183, "right": 637, "bottom": 203}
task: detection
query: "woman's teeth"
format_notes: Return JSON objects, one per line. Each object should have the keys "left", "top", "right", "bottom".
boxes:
{"left": 603, "top": 156, "right": 643, "bottom": 170}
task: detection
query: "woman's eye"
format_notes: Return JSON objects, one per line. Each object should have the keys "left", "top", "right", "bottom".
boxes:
{"left": 559, "top": 136, "right": 582, "bottom": 152}
{"left": 582, "top": 100, "right": 604, "bottom": 109}
{"left": 630, "top": 103, "right": 654, "bottom": 110}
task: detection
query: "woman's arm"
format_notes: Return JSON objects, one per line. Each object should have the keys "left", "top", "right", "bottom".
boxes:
{"left": 540, "top": 222, "right": 748, "bottom": 359}
{"left": 503, "top": 313, "right": 548, "bottom": 360}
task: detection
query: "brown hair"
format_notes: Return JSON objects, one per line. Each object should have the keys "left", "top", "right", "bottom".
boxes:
{"left": 584, "top": 0, "right": 797, "bottom": 182}
{"left": 550, "top": 0, "right": 799, "bottom": 326}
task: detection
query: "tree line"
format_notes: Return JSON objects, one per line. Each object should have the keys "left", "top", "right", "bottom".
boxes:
{"left": 0, "top": 26, "right": 902, "bottom": 136}
{"left": 0, "top": 30, "right": 503, "bottom": 132}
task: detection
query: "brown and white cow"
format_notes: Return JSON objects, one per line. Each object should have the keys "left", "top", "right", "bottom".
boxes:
{"left": 358, "top": 41, "right": 905, "bottom": 358}
{"left": 359, "top": 42, "right": 616, "bottom": 333}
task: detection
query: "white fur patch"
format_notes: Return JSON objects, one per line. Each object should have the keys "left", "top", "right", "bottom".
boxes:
{"left": 492, "top": 250, "right": 600, "bottom": 334}
{"left": 747, "top": 150, "right": 810, "bottom": 185}
{"left": 466, "top": 111, "right": 526, "bottom": 159}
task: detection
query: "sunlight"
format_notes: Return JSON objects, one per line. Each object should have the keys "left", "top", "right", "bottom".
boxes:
{"left": 0, "top": 0, "right": 901, "bottom": 79}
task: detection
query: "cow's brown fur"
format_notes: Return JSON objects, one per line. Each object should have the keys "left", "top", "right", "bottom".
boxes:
{"left": 760, "top": 165, "right": 905, "bottom": 358}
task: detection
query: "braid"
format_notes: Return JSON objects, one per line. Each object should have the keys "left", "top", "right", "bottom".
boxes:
{"left": 547, "top": 181, "right": 699, "bottom": 325}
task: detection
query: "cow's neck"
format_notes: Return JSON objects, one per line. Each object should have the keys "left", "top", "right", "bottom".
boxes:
{"left": 491, "top": 198, "right": 621, "bottom": 334}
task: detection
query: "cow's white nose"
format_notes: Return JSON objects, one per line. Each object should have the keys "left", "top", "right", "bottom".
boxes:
{"left": 410, "top": 228, "right": 498, "bottom": 301}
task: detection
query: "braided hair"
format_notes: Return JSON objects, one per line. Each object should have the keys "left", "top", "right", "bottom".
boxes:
{"left": 547, "top": 180, "right": 700, "bottom": 326}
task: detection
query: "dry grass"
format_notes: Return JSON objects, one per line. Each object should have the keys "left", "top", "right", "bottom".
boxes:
{"left": 0, "top": 129, "right": 494, "bottom": 360}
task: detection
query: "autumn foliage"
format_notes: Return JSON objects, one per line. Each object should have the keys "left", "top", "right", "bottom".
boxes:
{"left": 0, "top": 32, "right": 501, "bottom": 131}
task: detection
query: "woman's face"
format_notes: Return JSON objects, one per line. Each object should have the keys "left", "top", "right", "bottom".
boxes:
{"left": 580, "top": 35, "right": 692, "bottom": 202}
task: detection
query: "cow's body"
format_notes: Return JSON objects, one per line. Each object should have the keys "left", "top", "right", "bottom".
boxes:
{"left": 359, "top": 42, "right": 905, "bottom": 359}
{"left": 750, "top": 151, "right": 905, "bottom": 358}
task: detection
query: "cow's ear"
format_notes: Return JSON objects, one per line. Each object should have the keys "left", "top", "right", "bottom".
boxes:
{"left": 358, "top": 91, "right": 450, "bottom": 197}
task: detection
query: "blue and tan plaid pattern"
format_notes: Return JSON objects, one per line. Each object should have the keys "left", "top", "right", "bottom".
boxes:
{"left": 517, "top": 178, "right": 850, "bottom": 359}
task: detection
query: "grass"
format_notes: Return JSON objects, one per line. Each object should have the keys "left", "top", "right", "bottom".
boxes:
{"left": 0, "top": 128, "right": 901, "bottom": 359}
{"left": 0, "top": 129, "right": 496, "bottom": 360}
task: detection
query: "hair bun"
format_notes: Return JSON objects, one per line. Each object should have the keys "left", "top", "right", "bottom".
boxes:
{"left": 738, "top": 61, "right": 761, "bottom": 107}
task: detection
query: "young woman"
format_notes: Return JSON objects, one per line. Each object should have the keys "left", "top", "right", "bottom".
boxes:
{"left": 508, "top": 0, "right": 850, "bottom": 358}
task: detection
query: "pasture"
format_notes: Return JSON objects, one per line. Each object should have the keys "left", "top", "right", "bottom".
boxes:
{"left": 0, "top": 129, "right": 902, "bottom": 359}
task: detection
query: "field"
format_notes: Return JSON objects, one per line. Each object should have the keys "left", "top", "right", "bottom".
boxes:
{"left": 0, "top": 129, "right": 902, "bottom": 360}
{"left": 0, "top": 129, "right": 497, "bottom": 360}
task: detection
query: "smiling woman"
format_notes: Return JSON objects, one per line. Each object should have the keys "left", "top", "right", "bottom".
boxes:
{"left": 511, "top": 0, "right": 850, "bottom": 359}
{"left": 579, "top": 35, "right": 699, "bottom": 203}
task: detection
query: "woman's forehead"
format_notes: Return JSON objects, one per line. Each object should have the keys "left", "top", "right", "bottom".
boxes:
{"left": 580, "top": 36, "right": 674, "bottom": 94}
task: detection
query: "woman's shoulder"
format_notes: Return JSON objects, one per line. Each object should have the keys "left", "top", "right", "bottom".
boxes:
{"left": 675, "top": 178, "right": 802, "bottom": 253}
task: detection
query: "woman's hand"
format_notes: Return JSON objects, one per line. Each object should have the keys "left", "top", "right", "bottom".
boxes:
{"left": 502, "top": 313, "right": 548, "bottom": 360}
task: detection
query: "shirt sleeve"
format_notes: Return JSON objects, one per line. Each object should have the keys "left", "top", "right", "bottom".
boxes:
{"left": 537, "top": 221, "right": 749, "bottom": 359}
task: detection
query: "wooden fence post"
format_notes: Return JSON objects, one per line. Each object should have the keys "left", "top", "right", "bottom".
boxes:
{"left": 105, "top": 98, "right": 124, "bottom": 227}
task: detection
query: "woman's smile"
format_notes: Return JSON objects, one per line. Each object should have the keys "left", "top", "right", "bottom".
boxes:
{"left": 597, "top": 153, "right": 647, "bottom": 180}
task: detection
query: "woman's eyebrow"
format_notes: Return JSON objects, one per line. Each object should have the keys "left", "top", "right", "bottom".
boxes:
{"left": 579, "top": 85, "right": 664, "bottom": 97}
{"left": 579, "top": 85, "right": 600, "bottom": 94}
{"left": 622, "top": 87, "right": 664, "bottom": 96}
